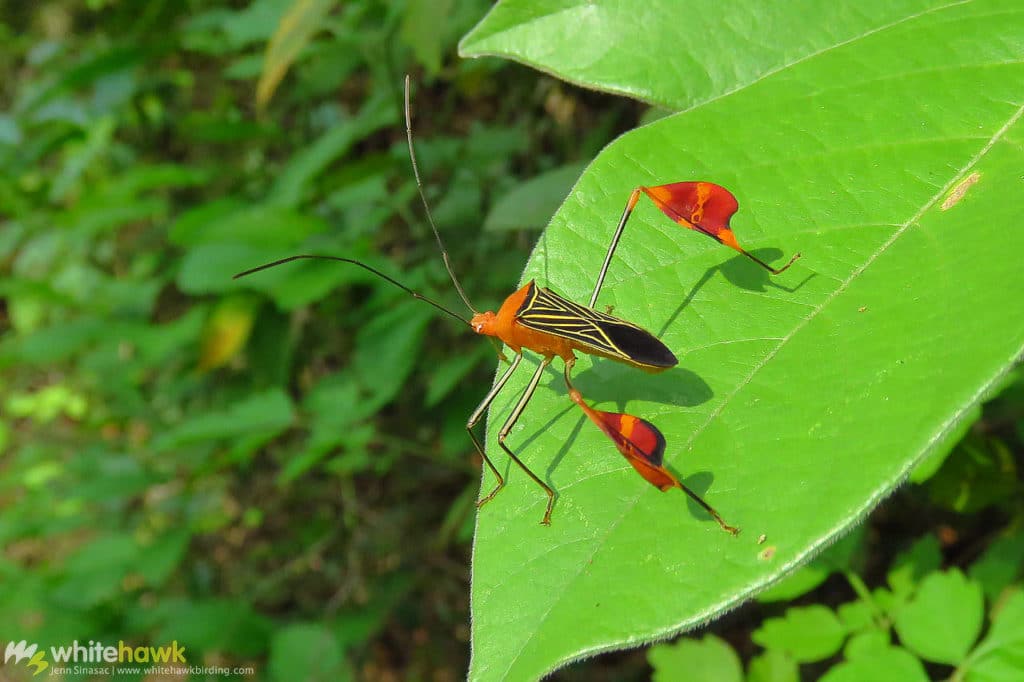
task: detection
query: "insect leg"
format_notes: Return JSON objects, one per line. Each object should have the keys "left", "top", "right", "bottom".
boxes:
{"left": 590, "top": 188, "right": 644, "bottom": 308}
{"left": 563, "top": 358, "right": 739, "bottom": 535}
{"left": 467, "top": 352, "right": 522, "bottom": 508}
{"left": 497, "top": 357, "right": 557, "bottom": 525}
{"left": 738, "top": 248, "right": 801, "bottom": 275}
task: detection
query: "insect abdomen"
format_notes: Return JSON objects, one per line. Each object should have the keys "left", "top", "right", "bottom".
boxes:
{"left": 515, "top": 282, "right": 678, "bottom": 371}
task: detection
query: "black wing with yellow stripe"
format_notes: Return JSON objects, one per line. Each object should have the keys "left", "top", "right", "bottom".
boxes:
{"left": 515, "top": 281, "right": 677, "bottom": 369}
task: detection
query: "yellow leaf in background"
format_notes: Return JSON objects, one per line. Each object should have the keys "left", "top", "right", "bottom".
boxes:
{"left": 256, "top": 0, "right": 338, "bottom": 111}
{"left": 199, "top": 295, "right": 259, "bottom": 371}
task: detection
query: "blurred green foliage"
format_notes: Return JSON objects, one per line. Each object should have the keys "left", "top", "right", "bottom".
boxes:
{"left": 0, "top": 1, "right": 636, "bottom": 679}
{"left": 2, "top": 1, "right": 1022, "bottom": 681}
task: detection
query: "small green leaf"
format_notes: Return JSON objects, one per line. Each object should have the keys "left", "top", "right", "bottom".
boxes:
{"left": 887, "top": 534, "right": 943, "bottom": 599}
{"left": 268, "top": 623, "right": 351, "bottom": 682}
{"left": 752, "top": 605, "right": 846, "bottom": 663}
{"left": 747, "top": 648, "right": 799, "bottom": 682}
{"left": 52, "top": 534, "right": 139, "bottom": 608}
{"left": 58, "top": 196, "right": 166, "bottom": 237}
{"left": 278, "top": 374, "right": 373, "bottom": 484}
{"left": 105, "top": 162, "right": 212, "bottom": 194}
{"left": 961, "top": 591, "right": 1024, "bottom": 682}
{"left": 0, "top": 317, "right": 105, "bottom": 367}
{"left": 893, "top": 569, "right": 984, "bottom": 664}
{"left": 266, "top": 92, "right": 395, "bottom": 208}
{"left": 216, "top": 0, "right": 291, "bottom": 48}
{"left": 925, "top": 434, "right": 1018, "bottom": 513}
{"left": 400, "top": 0, "right": 455, "bottom": 75}
{"left": 136, "top": 529, "right": 191, "bottom": 587}
{"left": 872, "top": 587, "right": 902, "bottom": 620}
{"left": 229, "top": 250, "right": 382, "bottom": 310}
{"left": 425, "top": 345, "right": 490, "bottom": 407}
{"left": 324, "top": 424, "right": 377, "bottom": 475}
{"left": 844, "top": 630, "right": 891, "bottom": 660}
{"left": 171, "top": 202, "right": 328, "bottom": 247}
{"left": 168, "top": 198, "right": 247, "bottom": 245}
{"left": 352, "top": 301, "right": 434, "bottom": 409}
{"left": 432, "top": 168, "right": 482, "bottom": 230}
{"left": 484, "top": 163, "right": 586, "bottom": 232}
{"left": 5, "top": 384, "right": 89, "bottom": 424}
{"left": 968, "top": 530, "right": 1024, "bottom": 601}
{"left": 304, "top": 372, "right": 379, "bottom": 428}
{"left": 837, "top": 600, "right": 878, "bottom": 635}
{"left": 49, "top": 115, "right": 116, "bottom": 202}
{"left": 648, "top": 635, "right": 742, "bottom": 682}
{"left": 152, "top": 389, "right": 295, "bottom": 454}
{"left": 152, "top": 598, "right": 273, "bottom": 657}
{"left": 819, "top": 646, "right": 929, "bottom": 682}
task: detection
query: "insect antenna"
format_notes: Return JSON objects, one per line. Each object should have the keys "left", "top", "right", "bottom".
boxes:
{"left": 233, "top": 255, "right": 471, "bottom": 327}
{"left": 404, "top": 75, "right": 479, "bottom": 315}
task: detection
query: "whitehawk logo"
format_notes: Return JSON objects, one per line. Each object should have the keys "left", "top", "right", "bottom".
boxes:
{"left": 4, "top": 640, "right": 49, "bottom": 676}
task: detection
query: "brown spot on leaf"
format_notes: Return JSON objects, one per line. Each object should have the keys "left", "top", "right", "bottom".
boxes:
{"left": 941, "top": 172, "right": 980, "bottom": 210}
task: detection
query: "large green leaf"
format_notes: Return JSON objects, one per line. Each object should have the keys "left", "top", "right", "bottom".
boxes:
{"left": 460, "top": 0, "right": 956, "bottom": 110}
{"left": 463, "top": 1, "right": 1024, "bottom": 679}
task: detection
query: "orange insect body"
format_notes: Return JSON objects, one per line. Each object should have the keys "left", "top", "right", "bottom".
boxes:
{"left": 471, "top": 283, "right": 575, "bottom": 362}
{"left": 471, "top": 281, "right": 679, "bottom": 374}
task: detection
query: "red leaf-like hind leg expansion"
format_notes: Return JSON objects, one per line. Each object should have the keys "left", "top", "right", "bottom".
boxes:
{"left": 642, "top": 182, "right": 800, "bottom": 275}
{"left": 563, "top": 360, "right": 738, "bottom": 534}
